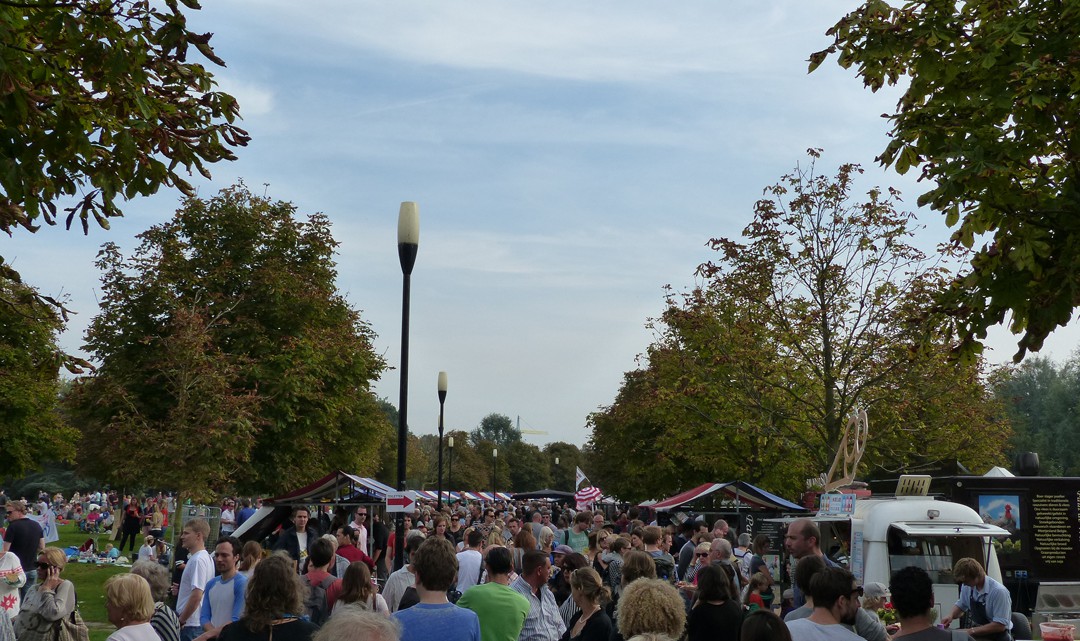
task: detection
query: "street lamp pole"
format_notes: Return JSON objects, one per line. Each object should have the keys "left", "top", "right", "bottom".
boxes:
{"left": 448, "top": 436, "right": 454, "bottom": 501}
{"left": 492, "top": 448, "right": 498, "bottom": 505}
{"left": 437, "top": 371, "right": 447, "bottom": 508}
{"left": 394, "top": 202, "right": 419, "bottom": 572}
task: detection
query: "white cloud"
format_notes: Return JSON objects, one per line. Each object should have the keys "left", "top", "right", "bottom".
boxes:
{"left": 209, "top": 1, "right": 846, "bottom": 83}
{"left": 216, "top": 75, "right": 275, "bottom": 117}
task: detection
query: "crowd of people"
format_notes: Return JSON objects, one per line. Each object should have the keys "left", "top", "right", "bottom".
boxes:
{"left": 0, "top": 493, "right": 1015, "bottom": 641}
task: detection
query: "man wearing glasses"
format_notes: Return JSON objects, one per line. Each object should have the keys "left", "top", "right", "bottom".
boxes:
{"left": 785, "top": 556, "right": 888, "bottom": 641}
{"left": 351, "top": 507, "right": 370, "bottom": 555}
{"left": 2, "top": 500, "right": 43, "bottom": 599}
{"left": 786, "top": 566, "right": 864, "bottom": 640}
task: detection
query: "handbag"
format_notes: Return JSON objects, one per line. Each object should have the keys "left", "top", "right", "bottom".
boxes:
{"left": 54, "top": 609, "right": 89, "bottom": 641}
{"left": 54, "top": 586, "right": 89, "bottom": 641}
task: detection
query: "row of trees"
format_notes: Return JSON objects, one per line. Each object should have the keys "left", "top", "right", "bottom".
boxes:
{"left": 371, "top": 407, "right": 588, "bottom": 494}
{"left": 588, "top": 154, "right": 1011, "bottom": 503}
{"left": 991, "top": 355, "right": 1080, "bottom": 477}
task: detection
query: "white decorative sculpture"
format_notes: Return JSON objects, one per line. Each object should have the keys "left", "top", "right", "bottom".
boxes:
{"left": 823, "top": 408, "right": 869, "bottom": 491}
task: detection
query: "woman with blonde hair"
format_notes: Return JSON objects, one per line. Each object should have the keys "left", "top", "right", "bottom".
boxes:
{"left": 561, "top": 568, "right": 612, "bottom": 641}
{"left": 539, "top": 526, "right": 555, "bottom": 555}
{"left": 485, "top": 528, "right": 504, "bottom": 549}
{"left": 616, "top": 579, "right": 685, "bottom": 641}
{"left": 149, "top": 504, "right": 164, "bottom": 539}
{"left": 331, "top": 562, "right": 387, "bottom": 615}
{"left": 104, "top": 574, "right": 158, "bottom": 641}
{"left": 14, "top": 547, "right": 76, "bottom": 641}
{"left": 218, "top": 554, "right": 317, "bottom": 641}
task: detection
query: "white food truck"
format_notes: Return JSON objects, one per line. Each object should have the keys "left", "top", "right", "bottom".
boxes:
{"left": 774, "top": 476, "right": 1015, "bottom": 629}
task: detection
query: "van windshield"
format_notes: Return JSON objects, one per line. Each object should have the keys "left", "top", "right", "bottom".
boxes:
{"left": 886, "top": 527, "right": 988, "bottom": 583}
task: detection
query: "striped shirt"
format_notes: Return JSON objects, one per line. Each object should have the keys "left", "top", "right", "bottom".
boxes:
{"left": 151, "top": 602, "right": 181, "bottom": 641}
{"left": 510, "top": 577, "right": 566, "bottom": 641}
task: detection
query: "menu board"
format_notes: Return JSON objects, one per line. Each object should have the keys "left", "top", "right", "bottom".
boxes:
{"left": 740, "top": 512, "right": 785, "bottom": 551}
{"left": 1029, "top": 490, "right": 1080, "bottom": 578}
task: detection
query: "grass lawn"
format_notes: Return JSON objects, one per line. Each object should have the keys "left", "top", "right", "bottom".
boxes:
{"left": 47, "top": 523, "right": 171, "bottom": 641}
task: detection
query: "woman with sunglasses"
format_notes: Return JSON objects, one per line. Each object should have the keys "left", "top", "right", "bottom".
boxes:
{"left": 676, "top": 541, "right": 712, "bottom": 609}
{"left": 586, "top": 531, "right": 609, "bottom": 580}
{"left": 13, "top": 548, "right": 76, "bottom": 641}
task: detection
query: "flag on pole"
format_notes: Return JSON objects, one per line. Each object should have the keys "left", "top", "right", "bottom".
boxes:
{"left": 575, "top": 466, "right": 588, "bottom": 490}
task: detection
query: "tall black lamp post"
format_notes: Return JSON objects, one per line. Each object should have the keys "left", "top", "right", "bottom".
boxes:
{"left": 394, "top": 201, "right": 419, "bottom": 572}
{"left": 447, "top": 436, "right": 454, "bottom": 502}
{"left": 436, "top": 371, "right": 448, "bottom": 508}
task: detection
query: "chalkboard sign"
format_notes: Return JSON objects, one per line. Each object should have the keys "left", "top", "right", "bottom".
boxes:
{"left": 740, "top": 512, "right": 785, "bottom": 551}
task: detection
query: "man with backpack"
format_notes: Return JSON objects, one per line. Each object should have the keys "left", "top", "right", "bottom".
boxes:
{"left": 302, "top": 538, "right": 338, "bottom": 626}
{"left": 642, "top": 525, "right": 677, "bottom": 584}
{"left": 560, "top": 512, "right": 590, "bottom": 553}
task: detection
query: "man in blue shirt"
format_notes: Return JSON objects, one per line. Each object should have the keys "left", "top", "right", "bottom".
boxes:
{"left": 200, "top": 536, "right": 247, "bottom": 635}
{"left": 235, "top": 499, "right": 257, "bottom": 529}
{"left": 393, "top": 536, "right": 480, "bottom": 641}
{"left": 941, "top": 558, "right": 1012, "bottom": 641}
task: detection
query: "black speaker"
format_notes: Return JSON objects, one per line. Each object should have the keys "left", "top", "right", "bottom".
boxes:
{"left": 1013, "top": 451, "right": 1040, "bottom": 477}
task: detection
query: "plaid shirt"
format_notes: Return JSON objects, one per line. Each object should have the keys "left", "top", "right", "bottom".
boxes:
{"left": 511, "top": 576, "right": 566, "bottom": 641}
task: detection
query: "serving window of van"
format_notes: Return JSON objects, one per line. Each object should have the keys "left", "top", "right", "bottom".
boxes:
{"left": 886, "top": 522, "right": 999, "bottom": 582}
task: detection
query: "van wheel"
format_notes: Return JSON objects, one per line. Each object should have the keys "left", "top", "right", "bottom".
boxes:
{"left": 1010, "top": 612, "right": 1031, "bottom": 640}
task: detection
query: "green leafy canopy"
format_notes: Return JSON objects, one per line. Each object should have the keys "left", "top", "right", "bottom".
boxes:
{"left": 812, "top": 0, "right": 1080, "bottom": 361}
{"left": 65, "top": 185, "right": 389, "bottom": 499}
{"left": 0, "top": 0, "right": 249, "bottom": 236}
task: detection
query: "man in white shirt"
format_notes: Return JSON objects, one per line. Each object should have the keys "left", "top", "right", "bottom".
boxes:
{"left": 456, "top": 528, "right": 485, "bottom": 593}
{"left": 175, "top": 518, "right": 214, "bottom": 641}
{"left": 219, "top": 501, "right": 236, "bottom": 536}
{"left": 384, "top": 533, "right": 425, "bottom": 612}
{"left": 350, "top": 507, "right": 370, "bottom": 555}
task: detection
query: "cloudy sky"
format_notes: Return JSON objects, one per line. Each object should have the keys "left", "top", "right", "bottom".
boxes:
{"left": 6, "top": 1, "right": 1076, "bottom": 449}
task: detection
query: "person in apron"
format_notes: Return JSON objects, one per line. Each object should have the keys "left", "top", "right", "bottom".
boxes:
{"left": 941, "top": 558, "right": 1012, "bottom": 641}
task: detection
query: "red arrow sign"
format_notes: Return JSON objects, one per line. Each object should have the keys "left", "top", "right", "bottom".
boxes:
{"left": 387, "top": 494, "right": 413, "bottom": 509}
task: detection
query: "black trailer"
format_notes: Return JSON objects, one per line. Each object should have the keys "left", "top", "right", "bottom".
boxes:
{"left": 917, "top": 474, "right": 1080, "bottom": 624}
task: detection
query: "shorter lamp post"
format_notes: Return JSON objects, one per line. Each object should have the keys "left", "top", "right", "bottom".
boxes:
{"left": 492, "top": 448, "right": 498, "bottom": 505}
{"left": 447, "top": 436, "right": 454, "bottom": 501}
